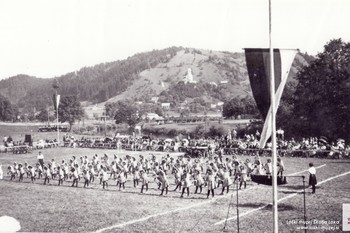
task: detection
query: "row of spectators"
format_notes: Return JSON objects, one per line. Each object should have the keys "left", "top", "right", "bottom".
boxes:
{"left": 62, "top": 132, "right": 350, "bottom": 159}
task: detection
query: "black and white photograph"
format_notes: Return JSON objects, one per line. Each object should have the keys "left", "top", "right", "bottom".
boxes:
{"left": 0, "top": 0, "right": 350, "bottom": 232}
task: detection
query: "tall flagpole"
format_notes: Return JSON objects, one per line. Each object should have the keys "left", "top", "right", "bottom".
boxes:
{"left": 56, "top": 90, "right": 60, "bottom": 145}
{"left": 269, "top": 0, "right": 278, "bottom": 232}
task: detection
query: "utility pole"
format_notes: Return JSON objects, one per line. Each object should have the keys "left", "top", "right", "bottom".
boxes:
{"left": 101, "top": 112, "right": 108, "bottom": 137}
{"left": 53, "top": 79, "right": 60, "bottom": 144}
{"left": 47, "top": 104, "right": 50, "bottom": 125}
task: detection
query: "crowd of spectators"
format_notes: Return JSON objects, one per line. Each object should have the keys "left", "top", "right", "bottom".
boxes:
{"left": 62, "top": 131, "right": 350, "bottom": 159}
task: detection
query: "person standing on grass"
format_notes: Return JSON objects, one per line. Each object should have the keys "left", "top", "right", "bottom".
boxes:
{"left": 180, "top": 171, "right": 191, "bottom": 198}
{"left": 18, "top": 164, "right": 25, "bottom": 182}
{"left": 193, "top": 169, "right": 204, "bottom": 194}
{"left": 8, "top": 166, "right": 16, "bottom": 180}
{"left": 173, "top": 167, "right": 182, "bottom": 192}
{"left": 239, "top": 164, "right": 248, "bottom": 190}
{"left": 71, "top": 168, "right": 79, "bottom": 187}
{"left": 88, "top": 164, "right": 95, "bottom": 183}
{"left": 118, "top": 170, "right": 127, "bottom": 191}
{"left": 308, "top": 163, "right": 317, "bottom": 194}
{"left": 28, "top": 166, "right": 36, "bottom": 183}
{"left": 43, "top": 166, "right": 51, "bottom": 185}
{"left": 264, "top": 159, "right": 272, "bottom": 176}
{"left": 205, "top": 169, "right": 216, "bottom": 198}
{"left": 140, "top": 170, "right": 149, "bottom": 193}
{"left": 277, "top": 157, "right": 285, "bottom": 177}
{"left": 57, "top": 166, "right": 64, "bottom": 186}
{"left": 83, "top": 170, "right": 90, "bottom": 188}
{"left": 37, "top": 152, "right": 44, "bottom": 168}
{"left": 159, "top": 169, "right": 169, "bottom": 196}
{"left": 220, "top": 167, "right": 232, "bottom": 194}
{"left": 101, "top": 167, "right": 109, "bottom": 189}
{"left": 36, "top": 163, "right": 43, "bottom": 179}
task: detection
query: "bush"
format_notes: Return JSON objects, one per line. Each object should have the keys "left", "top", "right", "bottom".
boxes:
{"left": 193, "top": 124, "right": 206, "bottom": 138}
{"left": 206, "top": 124, "right": 226, "bottom": 137}
{"left": 86, "top": 125, "right": 95, "bottom": 132}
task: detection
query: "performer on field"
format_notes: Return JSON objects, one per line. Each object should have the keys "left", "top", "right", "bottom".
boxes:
{"left": 308, "top": 163, "right": 317, "bottom": 194}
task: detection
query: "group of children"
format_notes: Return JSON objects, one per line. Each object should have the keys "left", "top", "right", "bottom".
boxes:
{"left": 3, "top": 152, "right": 284, "bottom": 198}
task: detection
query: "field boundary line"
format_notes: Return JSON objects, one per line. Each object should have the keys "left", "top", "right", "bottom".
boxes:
{"left": 92, "top": 164, "right": 327, "bottom": 233}
{"left": 287, "top": 164, "right": 326, "bottom": 176}
{"left": 214, "top": 169, "right": 350, "bottom": 225}
{"left": 93, "top": 185, "right": 258, "bottom": 233}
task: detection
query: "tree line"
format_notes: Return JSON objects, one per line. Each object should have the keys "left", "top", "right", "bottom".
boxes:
{"left": 224, "top": 38, "right": 350, "bottom": 142}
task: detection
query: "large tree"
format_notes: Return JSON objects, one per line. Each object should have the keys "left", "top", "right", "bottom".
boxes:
{"left": 289, "top": 39, "right": 350, "bottom": 141}
{"left": 107, "top": 100, "right": 142, "bottom": 127}
{"left": 223, "top": 95, "right": 259, "bottom": 119}
{"left": 58, "top": 95, "right": 84, "bottom": 131}
{"left": 0, "top": 94, "right": 17, "bottom": 121}
{"left": 36, "top": 107, "right": 55, "bottom": 122}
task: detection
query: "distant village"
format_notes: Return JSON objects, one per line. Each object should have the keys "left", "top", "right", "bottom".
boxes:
{"left": 88, "top": 67, "right": 231, "bottom": 124}
{"left": 137, "top": 68, "right": 227, "bottom": 112}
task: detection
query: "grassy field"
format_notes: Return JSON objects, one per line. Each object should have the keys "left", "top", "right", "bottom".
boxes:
{"left": 0, "top": 124, "right": 349, "bottom": 232}
{"left": 0, "top": 146, "right": 349, "bottom": 232}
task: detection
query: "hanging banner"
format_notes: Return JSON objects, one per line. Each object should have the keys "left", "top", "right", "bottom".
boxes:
{"left": 53, "top": 94, "right": 61, "bottom": 110}
{"left": 244, "top": 48, "right": 298, "bottom": 148}
{"left": 53, "top": 94, "right": 57, "bottom": 110}
{"left": 56, "top": 94, "right": 60, "bottom": 109}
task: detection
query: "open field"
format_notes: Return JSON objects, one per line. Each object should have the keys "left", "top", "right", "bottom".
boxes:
{"left": 0, "top": 123, "right": 65, "bottom": 143}
{"left": 0, "top": 146, "right": 349, "bottom": 232}
{"left": 0, "top": 118, "right": 253, "bottom": 143}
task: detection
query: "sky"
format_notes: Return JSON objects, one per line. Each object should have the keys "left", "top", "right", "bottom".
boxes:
{"left": 0, "top": 0, "right": 349, "bottom": 79}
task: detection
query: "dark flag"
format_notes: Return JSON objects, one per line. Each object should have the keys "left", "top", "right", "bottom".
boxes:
{"left": 244, "top": 48, "right": 297, "bottom": 148}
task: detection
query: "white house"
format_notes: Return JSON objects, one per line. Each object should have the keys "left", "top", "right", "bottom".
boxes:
{"left": 161, "top": 103, "right": 171, "bottom": 109}
{"left": 145, "top": 113, "right": 164, "bottom": 124}
{"left": 217, "top": 101, "right": 224, "bottom": 106}
{"left": 220, "top": 80, "right": 229, "bottom": 84}
{"left": 179, "top": 102, "right": 189, "bottom": 110}
{"left": 209, "top": 82, "right": 218, "bottom": 87}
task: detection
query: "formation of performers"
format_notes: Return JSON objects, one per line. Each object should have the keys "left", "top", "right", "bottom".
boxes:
{"left": 4, "top": 152, "right": 285, "bottom": 198}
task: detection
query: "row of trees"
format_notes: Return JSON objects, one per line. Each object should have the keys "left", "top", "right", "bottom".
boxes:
{"left": 222, "top": 38, "right": 350, "bottom": 142}
{"left": 278, "top": 39, "right": 350, "bottom": 141}
{"left": 0, "top": 93, "right": 84, "bottom": 132}
{"left": 105, "top": 100, "right": 165, "bottom": 127}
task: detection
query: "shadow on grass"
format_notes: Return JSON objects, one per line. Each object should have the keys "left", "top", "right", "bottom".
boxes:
{"left": 261, "top": 203, "right": 298, "bottom": 211}
{"left": 0, "top": 178, "right": 209, "bottom": 200}
{"left": 237, "top": 202, "right": 266, "bottom": 208}
{"left": 279, "top": 190, "right": 301, "bottom": 195}
{"left": 281, "top": 185, "right": 306, "bottom": 190}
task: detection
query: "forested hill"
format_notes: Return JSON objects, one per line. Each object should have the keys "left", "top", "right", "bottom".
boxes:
{"left": 0, "top": 46, "right": 312, "bottom": 112}
{"left": 0, "top": 75, "right": 50, "bottom": 104}
{"left": 0, "top": 47, "right": 180, "bottom": 111}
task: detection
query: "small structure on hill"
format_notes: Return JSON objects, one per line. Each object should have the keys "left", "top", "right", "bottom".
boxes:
{"left": 209, "top": 82, "right": 218, "bottom": 87}
{"left": 151, "top": 97, "right": 159, "bottom": 103}
{"left": 183, "top": 68, "right": 197, "bottom": 84}
{"left": 144, "top": 113, "right": 164, "bottom": 124}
